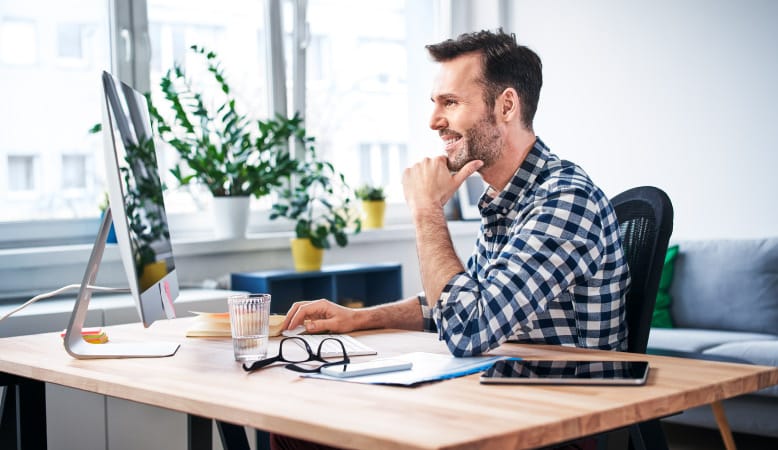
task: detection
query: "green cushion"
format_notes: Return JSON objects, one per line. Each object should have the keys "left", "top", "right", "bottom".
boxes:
{"left": 652, "top": 244, "right": 679, "bottom": 328}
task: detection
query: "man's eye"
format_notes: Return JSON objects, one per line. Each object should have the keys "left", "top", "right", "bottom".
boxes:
{"left": 445, "top": 99, "right": 457, "bottom": 107}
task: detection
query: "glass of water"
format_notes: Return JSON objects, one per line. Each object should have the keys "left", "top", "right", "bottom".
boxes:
{"left": 227, "top": 293, "right": 271, "bottom": 362}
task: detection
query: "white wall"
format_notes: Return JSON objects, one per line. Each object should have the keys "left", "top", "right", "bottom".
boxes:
{"left": 510, "top": 0, "right": 778, "bottom": 239}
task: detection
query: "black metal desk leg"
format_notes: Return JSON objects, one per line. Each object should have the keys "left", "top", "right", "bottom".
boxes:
{"left": 0, "top": 376, "right": 48, "bottom": 450}
{"left": 631, "top": 419, "right": 669, "bottom": 450}
{"left": 217, "top": 420, "right": 250, "bottom": 450}
{"left": 17, "top": 380, "right": 47, "bottom": 450}
{"left": 188, "top": 414, "right": 213, "bottom": 450}
{"left": 1, "top": 385, "right": 17, "bottom": 449}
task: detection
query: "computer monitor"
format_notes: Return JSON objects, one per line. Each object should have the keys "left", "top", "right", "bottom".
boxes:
{"left": 63, "top": 71, "right": 180, "bottom": 359}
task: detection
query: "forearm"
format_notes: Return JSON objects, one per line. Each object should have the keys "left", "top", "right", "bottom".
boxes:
{"left": 413, "top": 207, "right": 465, "bottom": 308}
{"left": 354, "top": 296, "right": 424, "bottom": 331}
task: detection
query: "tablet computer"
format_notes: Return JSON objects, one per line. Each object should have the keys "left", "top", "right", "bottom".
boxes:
{"left": 480, "top": 360, "right": 649, "bottom": 385}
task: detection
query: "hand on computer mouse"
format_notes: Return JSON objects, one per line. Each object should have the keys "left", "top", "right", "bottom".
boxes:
{"left": 281, "top": 324, "right": 307, "bottom": 337}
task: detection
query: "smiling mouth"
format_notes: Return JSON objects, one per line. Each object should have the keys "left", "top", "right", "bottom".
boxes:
{"left": 442, "top": 134, "right": 462, "bottom": 152}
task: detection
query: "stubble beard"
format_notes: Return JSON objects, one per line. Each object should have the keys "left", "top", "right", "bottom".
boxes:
{"left": 446, "top": 113, "right": 502, "bottom": 172}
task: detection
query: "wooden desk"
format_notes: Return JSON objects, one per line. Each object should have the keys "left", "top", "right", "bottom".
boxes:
{"left": 1, "top": 318, "right": 777, "bottom": 450}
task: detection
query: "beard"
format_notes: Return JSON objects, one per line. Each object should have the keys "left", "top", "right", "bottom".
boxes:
{"left": 446, "top": 112, "right": 502, "bottom": 172}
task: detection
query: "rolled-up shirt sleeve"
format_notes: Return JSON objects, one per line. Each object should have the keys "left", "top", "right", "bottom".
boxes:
{"left": 417, "top": 293, "right": 437, "bottom": 333}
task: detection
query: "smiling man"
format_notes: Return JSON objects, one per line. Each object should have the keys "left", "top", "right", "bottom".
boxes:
{"left": 281, "top": 29, "right": 630, "bottom": 358}
{"left": 273, "top": 28, "right": 629, "bottom": 450}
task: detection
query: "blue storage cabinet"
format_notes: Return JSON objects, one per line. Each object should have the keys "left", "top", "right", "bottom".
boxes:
{"left": 231, "top": 263, "right": 402, "bottom": 314}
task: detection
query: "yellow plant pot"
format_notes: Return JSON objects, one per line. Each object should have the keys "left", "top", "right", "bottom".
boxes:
{"left": 290, "top": 238, "right": 324, "bottom": 272}
{"left": 362, "top": 200, "right": 386, "bottom": 230}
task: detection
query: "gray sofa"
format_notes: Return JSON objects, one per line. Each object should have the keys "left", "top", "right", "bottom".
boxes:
{"left": 646, "top": 237, "right": 778, "bottom": 438}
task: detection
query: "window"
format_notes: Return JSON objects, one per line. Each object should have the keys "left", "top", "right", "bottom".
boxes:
{"left": 57, "top": 23, "right": 84, "bottom": 59}
{"left": 55, "top": 22, "right": 98, "bottom": 68}
{"left": 359, "top": 143, "right": 408, "bottom": 189}
{"left": 7, "top": 155, "right": 37, "bottom": 192}
{"left": 61, "top": 154, "right": 87, "bottom": 189}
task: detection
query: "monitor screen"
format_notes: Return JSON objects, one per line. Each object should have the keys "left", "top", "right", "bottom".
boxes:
{"left": 101, "top": 71, "right": 178, "bottom": 327}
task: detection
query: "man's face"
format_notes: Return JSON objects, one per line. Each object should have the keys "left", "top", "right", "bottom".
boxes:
{"left": 429, "top": 52, "right": 502, "bottom": 171}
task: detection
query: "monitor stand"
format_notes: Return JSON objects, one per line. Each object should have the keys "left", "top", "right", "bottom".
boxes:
{"left": 63, "top": 208, "right": 180, "bottom": 359}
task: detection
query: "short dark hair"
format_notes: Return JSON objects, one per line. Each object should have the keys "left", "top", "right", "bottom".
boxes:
{"left": 426, "top": 29, "right": 542, "bottom": 130}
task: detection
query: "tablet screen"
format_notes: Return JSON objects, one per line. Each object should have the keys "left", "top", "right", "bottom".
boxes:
{"left": 480, "top": 360, "right": 649, "bottom": 385}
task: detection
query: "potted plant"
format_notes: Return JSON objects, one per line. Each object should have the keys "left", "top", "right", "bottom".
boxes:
{"left": 355, "top": 184, "right": 387, "bottom": 230}
{"left": 147, "top": 45, "right": 302, "bottom": 239}
{"left": 270, "top": 141, "right": 361, "bottom": 271}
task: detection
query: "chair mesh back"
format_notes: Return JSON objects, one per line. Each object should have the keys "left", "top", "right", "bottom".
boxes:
{"left": 612, "top": 187, "right": 673, "bottom": 353}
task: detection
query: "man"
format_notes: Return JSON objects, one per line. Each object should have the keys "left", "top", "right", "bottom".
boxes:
{"left": 281, "top": 29, "right": 630, "bottom": 358}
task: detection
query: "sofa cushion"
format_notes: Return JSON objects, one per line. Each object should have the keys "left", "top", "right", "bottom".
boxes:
{"left": 652, "top": 244, "right": 679, "bottom": 328}
{"left": 703, "top": 340, "right": 778, "bottom": 397}
{"left": 670, "top": 238, "right": 778, "bottom": 334}
{"left": 647, "top": 328, "right": 778, "bottom": 353}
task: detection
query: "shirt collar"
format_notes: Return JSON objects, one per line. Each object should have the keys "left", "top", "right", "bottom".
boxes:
{"left": 478, "top": 137, "right": 551, "bottom": 216}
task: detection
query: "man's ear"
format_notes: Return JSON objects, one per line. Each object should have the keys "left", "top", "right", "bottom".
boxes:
{"left": 498, "top": 88, "right": 520, "bottom": 122}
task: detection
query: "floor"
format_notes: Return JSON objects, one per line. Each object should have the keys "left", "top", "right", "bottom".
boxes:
{"left": 662, "top": 422, "right": 778, "bottom": 450}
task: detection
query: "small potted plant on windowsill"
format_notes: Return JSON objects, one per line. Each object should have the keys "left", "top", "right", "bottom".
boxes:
{"left": 270, "top": 141, "right": 361, "bottom": 272}
{"left": 355, "top": 184, "right": 387, "bottom": 230}
{"left": 148, "top": 45, "right": 302, "bottom": 239}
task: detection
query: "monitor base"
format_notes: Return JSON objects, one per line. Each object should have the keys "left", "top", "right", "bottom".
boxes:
{"left": 63, "top": 209, "right": 180, "bottom": 360}
{"left": 65, "top": 339, "right": 180, "bottom": 359}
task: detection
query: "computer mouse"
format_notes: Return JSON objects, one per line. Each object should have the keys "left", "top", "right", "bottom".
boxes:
{"left": 281, "top": 324, "right": 307, "bottom": 337}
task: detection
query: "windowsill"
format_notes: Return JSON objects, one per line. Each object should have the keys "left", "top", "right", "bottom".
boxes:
{"left": 0, "top": 221, "right": 481, "bottom": 270}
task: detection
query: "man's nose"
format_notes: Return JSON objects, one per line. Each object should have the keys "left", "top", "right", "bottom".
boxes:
{"left": 429, "top": 108, "right": 447, "bottom": 131}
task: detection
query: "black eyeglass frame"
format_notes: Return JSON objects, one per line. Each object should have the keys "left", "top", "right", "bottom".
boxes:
{"left": 242, "top": 336, "right": 350, "bottom": 373}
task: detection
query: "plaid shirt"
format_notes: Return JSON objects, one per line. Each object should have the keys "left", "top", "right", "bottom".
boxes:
{"left": 419, "top": 138, "right": 630, "bottom": 356}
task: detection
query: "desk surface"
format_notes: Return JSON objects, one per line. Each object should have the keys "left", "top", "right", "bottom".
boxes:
{"left": 1, "top": 318, "right": 777, "bottom": 450}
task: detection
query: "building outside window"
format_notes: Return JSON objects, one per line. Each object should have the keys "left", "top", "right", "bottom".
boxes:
{"left": 303, "top": 0, "right": 439, "bottom": 203}
{"left": 0, "top": 0, "right": 108, "bottom": 225}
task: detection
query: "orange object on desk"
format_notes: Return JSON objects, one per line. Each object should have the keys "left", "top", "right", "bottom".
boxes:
{"left": 60, "top": 327, "right": 109, "bottom": 344}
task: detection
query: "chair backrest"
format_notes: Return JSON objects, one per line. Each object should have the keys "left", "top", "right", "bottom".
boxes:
{"left": 611, "top": 186, "right": 674, "bottom": 354}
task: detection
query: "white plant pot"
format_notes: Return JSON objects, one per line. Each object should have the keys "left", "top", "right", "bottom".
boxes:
{"left": 212, "top": 196, "right": 251, "bottom": 239}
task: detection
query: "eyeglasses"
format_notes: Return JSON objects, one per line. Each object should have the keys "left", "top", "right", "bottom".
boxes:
{"left": 242, "top": 336, "right": 350, "bottom": 373}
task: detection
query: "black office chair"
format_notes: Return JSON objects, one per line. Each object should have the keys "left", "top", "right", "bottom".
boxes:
{"left": 612, "top": 186, "right": 674, "bottom": 354}
{"left": 598, "top": 186, "right": 674, "bottom": 450}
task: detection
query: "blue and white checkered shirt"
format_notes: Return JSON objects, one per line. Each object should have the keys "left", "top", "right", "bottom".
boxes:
{"left": 419, "top": 138, "right": 630, "bottom": 356}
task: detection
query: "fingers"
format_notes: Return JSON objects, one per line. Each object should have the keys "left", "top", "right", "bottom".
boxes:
{"left": 285, "top": 300, "right": 319, "bottom": 329}
{"left": 305, "top": 316, "right": 341, "bottom": 334}
{"left": 285, "top": 299, "right": 340, "bottom": 332}
{"left": 283, "top": 299, "right": 357, "bottom": 334}
{"left": 451, "top": 159, "right": 484, "bottom": 186}
{"left": 404, "top": 156, "right": 468, "bottom": 210}
{"left": 280, "top": 301, "right": 307, "bottom": 330}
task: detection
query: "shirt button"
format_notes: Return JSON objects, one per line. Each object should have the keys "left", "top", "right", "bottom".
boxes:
{"left": 501, "top": 208, "right": 508, "bottom": 214}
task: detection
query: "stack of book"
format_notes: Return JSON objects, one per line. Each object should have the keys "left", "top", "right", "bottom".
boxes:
{"left": 185, "top": 311, "right": 286, "bottom": 337}
{"left": 186, "top": 312, "right": 231, "bottom": 337}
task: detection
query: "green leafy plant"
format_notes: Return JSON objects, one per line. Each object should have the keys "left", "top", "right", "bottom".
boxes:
{"left": 147, "top": 45, "right": 301, "bottom": 198}
{"left": 355, "top": 184, "right": 386, "bottom": 201}
{"left": 270, "top": 141, "right": 361, "bottom": 249}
